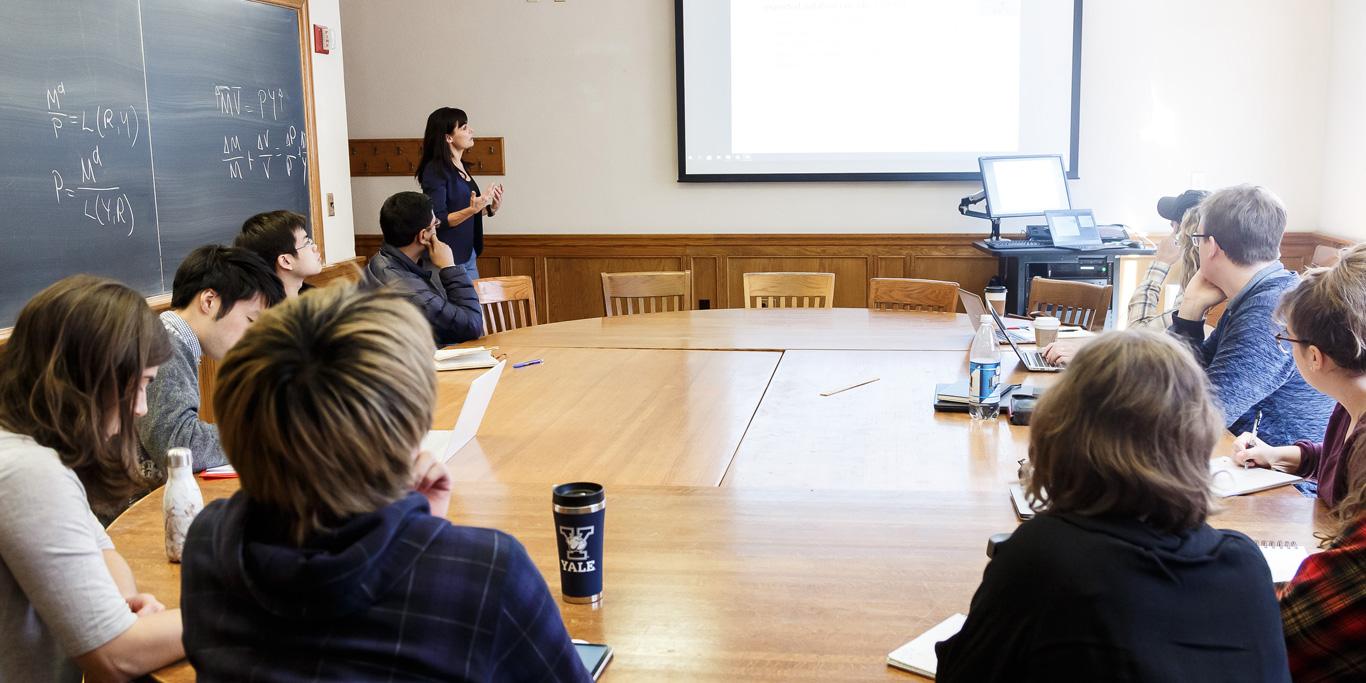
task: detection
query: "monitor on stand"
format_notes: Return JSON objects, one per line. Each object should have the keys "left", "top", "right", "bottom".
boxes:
{"left": 959, "top": 154, "right": 1072, "bottom": 241}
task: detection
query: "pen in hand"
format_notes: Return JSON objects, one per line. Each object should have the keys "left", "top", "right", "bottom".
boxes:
{"left": 1242, "top": 411, "right": 1262, "bottom": 470}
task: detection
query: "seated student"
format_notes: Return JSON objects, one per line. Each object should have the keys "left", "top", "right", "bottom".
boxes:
{"left": 366, "top": 190, "right": 483, "bottom": 345}
{"left": 180, "top": 286, "right": 589, "bottom": 681}
{"left": 1233, "top": 243, "right": 1366, "bottom": 510}
{"left": 1165, "top": 184, "right": 1332, "bottom": 445}
{"left": 1126, "top": 189, "right": 1207, "bottom": 329}
{"left": 136, "top": 245, "right": 284, "bottom": 481}
{"left": 234, "top": 210, "right": 323, "bottom": 298}
{"left": 935, "top": 329, "right": 1291, "bottom": 682}
{"left": 0, "top": 276, "right": 184, "bottom": 682}
{"left": 1258, "top": 243, "right": 1366, "bottom": 680}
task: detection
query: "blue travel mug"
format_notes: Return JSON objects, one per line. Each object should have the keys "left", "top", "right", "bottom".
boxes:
{"left": 552, "top": 482, "right": 605, "bottom": 604}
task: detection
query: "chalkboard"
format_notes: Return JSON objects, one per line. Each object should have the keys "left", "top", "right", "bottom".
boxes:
{"left": 0, "top": 0, "right": 317, "bottom": 327}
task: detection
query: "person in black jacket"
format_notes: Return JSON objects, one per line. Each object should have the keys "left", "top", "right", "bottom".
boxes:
{"left": 366, "top": 191, "right": 483, "bottom": 345}
{"left": 935, "top": 329, "right": 1291, "bottom": 682}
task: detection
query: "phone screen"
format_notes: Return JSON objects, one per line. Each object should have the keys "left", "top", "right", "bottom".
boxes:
{"left": 573, "top": 643, "right": 613, "bottom": 679}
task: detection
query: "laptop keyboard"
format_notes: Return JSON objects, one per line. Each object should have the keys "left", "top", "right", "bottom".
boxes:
{"left": 1025, "top": 350, "right": 1058, "bottom": 368}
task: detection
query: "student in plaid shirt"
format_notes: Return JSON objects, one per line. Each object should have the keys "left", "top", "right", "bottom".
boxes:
{"left": 1268, "top": 244, "right": 1366, "bottom": 680}
{"left": 180, "top": 286, "right": 591, "bottom": 682}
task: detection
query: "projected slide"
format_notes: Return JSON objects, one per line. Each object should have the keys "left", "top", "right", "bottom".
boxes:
{"left": 677, "top": 0, "right": 1080, "bottom": 181}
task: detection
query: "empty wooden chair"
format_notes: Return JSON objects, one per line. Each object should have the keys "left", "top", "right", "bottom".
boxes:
{"left": 601, "top": 271, "right": 693, "bottom": 317}
{"left": 473, "top": 276, "right": 538, "bottom": 335}
{"left": 1025, "top": 277, "right": 1112, "bottom": 331}
{"left": 867, "top": 278, "right": 960, "bottom": 312}
{"left": 743, "top": 272, "right": 836, "bottom": 309}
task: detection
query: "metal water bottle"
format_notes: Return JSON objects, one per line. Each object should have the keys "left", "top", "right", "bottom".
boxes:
{"left": 163, "top": 447, "right": 204, "bottom": 562}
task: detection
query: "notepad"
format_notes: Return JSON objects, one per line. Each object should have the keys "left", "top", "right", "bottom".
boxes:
{"left": 435, "top": 346, "right": 499, "bottom": 371}
{"left": 887, "top": 613, "right": 967, "bottom": 678}
{"left": 1258, "top": 540, "right": 1309, "bottom": 583}
{"left": 199, "top": 464, "right": 237, "bottom": 480}
{"left": 1209, "top": 457, "right": 1304, "bottom": 497}
{"left": 420, "top": 360, "right": 505, "bottom": 461}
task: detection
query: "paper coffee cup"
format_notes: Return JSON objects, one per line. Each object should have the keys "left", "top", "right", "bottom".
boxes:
{"left": 1034, "top": 316, "right": 1061, "bottom": 347}
{"left": 984, "top": 286, "right": 1007, "bottom": 316}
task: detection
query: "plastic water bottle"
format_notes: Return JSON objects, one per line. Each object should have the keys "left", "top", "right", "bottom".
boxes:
{"left": 163, "top": 447, "right": 204, "bottom": 563}
{"left": 969, "top": 314, "right": 1002, "bottom": 420}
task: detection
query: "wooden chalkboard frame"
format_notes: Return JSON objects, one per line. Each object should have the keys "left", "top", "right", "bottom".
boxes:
{"left": 0, "top": 0, "right": 325, "bottom": 339}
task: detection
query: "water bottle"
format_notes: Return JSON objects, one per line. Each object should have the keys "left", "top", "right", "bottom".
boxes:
{"left": 969, "top": 314, "right": 1002, "bottom": 420}
{"left": 163, "top": 447, "right": 204, "bottom": 562}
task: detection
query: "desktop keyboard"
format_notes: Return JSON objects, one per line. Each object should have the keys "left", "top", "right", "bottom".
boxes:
{"left": 985, "top": 239, "right": 1049, "bottom": 249}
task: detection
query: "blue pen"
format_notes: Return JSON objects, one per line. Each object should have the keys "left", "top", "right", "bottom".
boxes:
{"left": 512, "top": 359, "right": 542, "bottom": 369}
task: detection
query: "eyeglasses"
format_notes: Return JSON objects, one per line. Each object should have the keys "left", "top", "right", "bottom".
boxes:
{"left": 293, "top": 236, "right": 316, "bottom": 253}
{"left": 1189, "top": 233, "right": 1213, "bottom": 245}
{"left": 1274, "top": 330, "right": 1311, "bottom": 354}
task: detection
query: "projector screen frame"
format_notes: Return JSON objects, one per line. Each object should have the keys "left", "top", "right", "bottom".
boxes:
{"left": 674, "top": 0, "right": 1084, "bottom": 183}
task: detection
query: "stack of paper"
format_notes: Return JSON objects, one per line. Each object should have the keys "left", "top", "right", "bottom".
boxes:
{"left": 1209, "top": 457, "right": 1304, "bottom": 497}
{"left": 887, "top": 613, "right": 968, "bottom": 678}
{"left": 435, "top": 346, "right": 498, "bottom": 372}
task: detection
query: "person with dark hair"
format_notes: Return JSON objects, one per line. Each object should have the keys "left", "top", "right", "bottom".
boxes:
{"left": 0, "top": 275, "right": 184, "bottom": 682}
{"left": 235, "top": 210, "right": 322, "bottom": 298}
{"left": 366, "top": 191, "right": 483, "bottom": 344}
{"left": 1166, "top": 184, "right": 1333, "bottom": 446}
{"left": 180, "top": 285, "right": 589, "bottom": 681}
{"left": 935, "top": 330, "right": 1290, "bottom": 682}
{"left": 137, "top": 245, "right": 285, "bottom": 482}
{"left": 416, "top": 107, "right": 503, "bottom": 280}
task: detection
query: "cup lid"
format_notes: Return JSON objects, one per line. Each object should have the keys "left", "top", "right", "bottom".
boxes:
{"left": 553, "top": 482, "right": 604, "bottom": 507}
{"left": 1034, "top": 316, "right": 1060, "bottom": 327}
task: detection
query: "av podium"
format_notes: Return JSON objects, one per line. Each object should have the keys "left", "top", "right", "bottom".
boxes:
{"left": 972, "top": 240, "right": 1156, "bottom": 316}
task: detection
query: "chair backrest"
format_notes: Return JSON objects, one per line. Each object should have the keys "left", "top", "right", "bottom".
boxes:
{"left": 867, "top": 278, "right": 960, "bottom": 312}
{"left": 1310, "top": 244, "right": 1345, "bottom": 269}
{"left": 743, "top": 272, "right": 835, "bottom": 309}
{"left": 473, "top": 276, "right": 538, "bottom": 335}
{"left": 601, "top": 271, "right": 694, "bottom": 316}
{"left": 1025, "top": 277, "right": 1112, "bottom": 331}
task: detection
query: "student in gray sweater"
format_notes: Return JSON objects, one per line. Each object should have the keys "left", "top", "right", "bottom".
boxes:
{"left": 135, "top": 245, "right": 284, "bottom": 485}
{"left": 1167, "top": 185, "right": 1334, "bottom": 446}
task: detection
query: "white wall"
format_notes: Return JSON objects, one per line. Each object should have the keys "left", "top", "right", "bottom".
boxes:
{"left": 1320, "top": 0, "right": 1366, "bottom": 241}
{"left": 308, "top": 0, "right": 356, "bottom": 260}
{"left": 340, "top": 0, "right": 1332, "bottom": 236}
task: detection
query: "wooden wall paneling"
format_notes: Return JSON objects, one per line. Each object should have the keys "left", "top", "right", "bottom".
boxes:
{"left": 688, "top": 256, "right": 719, "bottom": 310}
{"left": 725, "top": 257, "right": 868, "bottom": 309}
{"left": 475, "top": 255, "right": 502, "bottom": 278}
{"left": 545, "top": 257, "right": 686, "bottom": 322}
{"left": 348, "top": 137, "right": 505, "bottom": 177}
{"left": 909, "top": 255, "right": 998, "bottom": 304}
{"left": 876, "top": 256, "right": 907, "bottom": 279}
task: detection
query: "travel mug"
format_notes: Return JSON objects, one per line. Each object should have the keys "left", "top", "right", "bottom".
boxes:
{"left": 552, "top": 482, "right": 605, "bottom": 604}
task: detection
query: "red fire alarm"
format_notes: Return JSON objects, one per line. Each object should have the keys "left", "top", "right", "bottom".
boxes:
{"left": 313, "top": 24, "right": 331, "bottom": 54}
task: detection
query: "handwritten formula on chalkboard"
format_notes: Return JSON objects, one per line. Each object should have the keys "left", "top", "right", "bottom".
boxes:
{"left": 0, "top": 0, "right": 314, "bottom": 327}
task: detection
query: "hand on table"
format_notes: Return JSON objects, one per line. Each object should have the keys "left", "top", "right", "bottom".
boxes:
{"left": 412, "top": 449, "right": 453, "bottom": 518}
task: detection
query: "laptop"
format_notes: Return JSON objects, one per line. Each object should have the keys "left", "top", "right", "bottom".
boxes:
{"left": 957, "top": 289, "right": 1032, "bottom": 346}
{"left": 988, "top": 305, "right": 1063, "bottom": 372}
{"left": 420, "top": 359, "right": 506, "bottom": 461}
{"left": 1043, "top": 209, "right": 1103, "bottom": 249}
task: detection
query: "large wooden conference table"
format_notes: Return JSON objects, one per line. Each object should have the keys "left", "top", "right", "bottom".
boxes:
{"left": 109, "top": 309, "right": 1328, "bottom": 681}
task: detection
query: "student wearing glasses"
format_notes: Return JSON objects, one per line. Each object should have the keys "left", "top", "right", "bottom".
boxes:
{"left": 935, "top": 330, "right": 1290, "bottom": 681}
{"left": 1163, "top": 184, "right": 1333, "bottom": 446}
{"left": 235, "top": 210, "right": 323, "bottom": 299}
{"left": 365, "top": 191, "right": 483, "bottom": 344}
{"left": 1250, "top": 243, "right": 1366, "bottom": 680}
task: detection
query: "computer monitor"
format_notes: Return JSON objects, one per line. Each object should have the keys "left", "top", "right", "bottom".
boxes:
{"left": 979, "top": 155, "right": 1071, "bottom": 219}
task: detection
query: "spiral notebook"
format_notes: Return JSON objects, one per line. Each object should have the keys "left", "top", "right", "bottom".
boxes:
{"left": 1258, "top": 540, "right": 1309, "bottom": 583}
{"left": 1209, "top": 457, "right": 1304, "bottom": 496}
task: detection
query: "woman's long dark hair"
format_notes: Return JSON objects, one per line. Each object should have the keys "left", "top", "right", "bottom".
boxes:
{"left": 415, "top": 107, "right": 467, "bottom": 180}
{"left": 0, "top": 275, "right": 171, "bottom": 506}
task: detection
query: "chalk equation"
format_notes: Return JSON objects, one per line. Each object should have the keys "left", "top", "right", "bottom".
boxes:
{"left": 46, "top": 82, "right": 140, "bottom": 236}
{"left": 215, "top": 84, "right": 308, "bottom": 181}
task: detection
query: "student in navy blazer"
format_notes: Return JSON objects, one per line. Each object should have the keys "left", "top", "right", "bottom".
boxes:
{"left": 416, "top": 107, "right": 504, "bottom": 281}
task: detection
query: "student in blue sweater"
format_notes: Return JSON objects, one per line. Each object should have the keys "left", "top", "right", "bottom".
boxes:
{"left": 180, "top": 286, "right": 589, "bottom": 682}
{"left": 1166, "top": 184, "right": 1333, "bottom": 445}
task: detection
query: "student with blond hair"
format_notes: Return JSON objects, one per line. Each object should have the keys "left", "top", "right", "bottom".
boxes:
{"left": 1229, "top": 243, "right": 1366, "bottom": 679}
{"left": 0, "top": 276, "right": 184, "bottom": 682}
{"left": 936, "top": 330, "right": 1290, "bottom": 682}
{"left": 179, "top": 286, "right": 590, "bottom": 681}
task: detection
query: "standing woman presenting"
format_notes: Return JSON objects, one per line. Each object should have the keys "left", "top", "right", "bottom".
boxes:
{"left": 416, "top": 107, "right": 503, "bottom": 281}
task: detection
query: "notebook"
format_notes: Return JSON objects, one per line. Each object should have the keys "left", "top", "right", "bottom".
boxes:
{"left": 1258, "top": 540, "right": 1309, "bottom": 583}
{"left": 435, "top": 346, "right": 499, "bottom": 371}
{"left": 420, "top": 360, "right": 505, "bottom": 461}
{"left": 1209, "top": 456, "right": 1304, "bottom": 497}
{"left": 886, "top": 613, "right": 968, "bottom": 678}
{"left": 1008, "top": 483, "right": 1035, "bottom": 520}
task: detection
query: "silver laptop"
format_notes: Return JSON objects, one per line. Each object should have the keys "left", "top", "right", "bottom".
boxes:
{"left": 958, "top": 290, "right": 1062, "bottom": 373}
{"left": 956, "top": 289, "right": 1035, "bottom": 348}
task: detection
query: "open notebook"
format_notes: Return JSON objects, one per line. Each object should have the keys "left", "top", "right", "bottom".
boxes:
{"left": 1209, "top": 456, "right": 1304, "bottom": 497}
{"left": 887, "top": 613, "right": 967, "bottom": 678}
{"left": 420, "top": 360, "right": 506, "bottom": 461}
{"left": 435, "top": 346, "right": 500, "bottom": 371}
